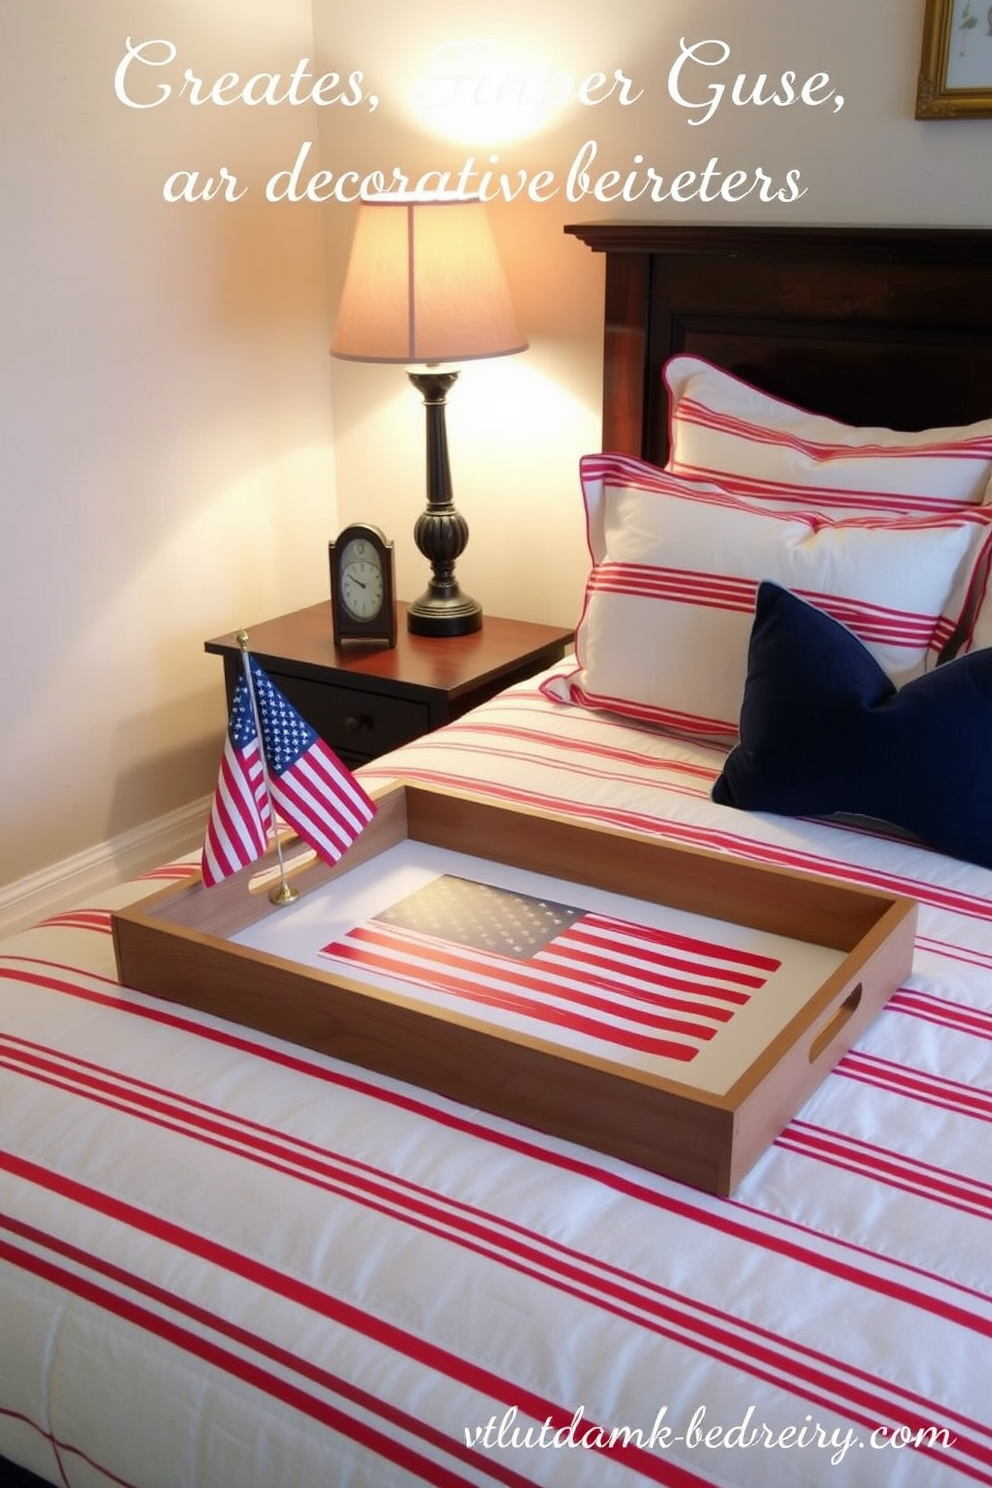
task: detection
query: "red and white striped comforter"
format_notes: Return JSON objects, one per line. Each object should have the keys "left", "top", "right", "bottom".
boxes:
{"left": 2, "top": 674, "right": 991, "bottom": 1487}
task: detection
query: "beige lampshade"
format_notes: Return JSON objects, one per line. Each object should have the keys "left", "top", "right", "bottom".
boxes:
{"left": 330, "top": 196, "right": 527, "bottom": 365}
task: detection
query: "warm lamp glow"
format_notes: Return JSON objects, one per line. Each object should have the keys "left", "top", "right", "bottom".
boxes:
{"left": 330, "top": 195, "right": 526, "bottom": 638}
{"left": 331, "top": 196, "right": 526, "bottom": 365}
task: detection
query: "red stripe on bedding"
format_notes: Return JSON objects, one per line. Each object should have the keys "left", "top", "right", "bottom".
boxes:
{"left": 588, "top": 563, "right": 946, "bottom": 650}
{"left": 446, "top": 722, "right": 716, "bottom": 789}
{"left": 916, "top": 936, "right": 992, "bottom": 973}
{"left": 398, "top": 732, "right": 712, "bottom": 804}
{"left": 382, "top": 744, "right": 958, "bottom": 880}
{"left": 837, "top": 1051, "right": 992, "bottom": 1122}
{"left": 587, "top": 451, "right": 992, "bottom": 521}
{"left": 776, "top": 1121, "right": 992, "bottom": 1221}
{"left": 889, "top": 988, "right": 992, "bottom": 1040}
{"left": 674, "top": 401, "right": 992, "bottom": 462}
{"left": 668, "top": 460, "right": 972, "bottom": 515}
{"left": 2, "top": 1041, "right": 988, "bottom": 1477}
{"left": 563, "top": 685, "right": 736, "bottom": 741}
{"left": 361, "top": 726, "right": 723, "bottom": 798}
{"left": 6, "top": 957, "right": 992, "bottom": 1330}
{"left": 0, "top": 1225, "right": 522, "bottom": 1488}
{"left": 36, "top": 910, "right": 114, "bottom": 934}
{"left": 0, "top": 1166, "right": 709, "bottom": 1488}
{"left": 137, "top": 862, "right": 200, "bottom": 882}
{"left": 421, "top": 701, "right": 727, "bottom": 774}
{"left": 589, "top": 564, "right": 755, "bottom": 611}
{"left": 8, "top": 959, "right": 992, "bottom": 1482}
{"left": 351, "top": 772, "right": 992, "bottom": 924}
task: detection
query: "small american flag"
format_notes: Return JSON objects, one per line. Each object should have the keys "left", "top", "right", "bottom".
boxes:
{"left": 201, "top": 656, "right": 375, "bottom": 887}
{"left": 320, "top": 875, "right": 780, "bottom": 1064}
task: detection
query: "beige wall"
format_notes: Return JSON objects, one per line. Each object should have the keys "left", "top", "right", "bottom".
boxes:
{"left": 1, "top": 2, "right": 338, "bottom": 894}
{"left": 3, "top": 0, "right": 992, "bottom": 903}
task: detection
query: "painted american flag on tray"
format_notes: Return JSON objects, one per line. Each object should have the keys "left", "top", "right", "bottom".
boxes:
{"left": 320, "top": 875, "right": 781, "bottom": 1064}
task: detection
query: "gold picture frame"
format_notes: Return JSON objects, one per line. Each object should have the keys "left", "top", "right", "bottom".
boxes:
{"left": 917, "top": 0, "right": 992, "bottom": 116}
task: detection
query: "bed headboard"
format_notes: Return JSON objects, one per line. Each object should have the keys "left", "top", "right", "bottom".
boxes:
{"left": 565, "top": 222, "right": 992, "bottom": 462}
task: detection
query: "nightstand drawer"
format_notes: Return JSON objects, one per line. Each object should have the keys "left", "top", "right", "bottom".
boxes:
{"left": 206, "top": 604, "right": 574, "bottom": 769}
{"left": 270, "top": 672, "right": 432, "bottom": 763}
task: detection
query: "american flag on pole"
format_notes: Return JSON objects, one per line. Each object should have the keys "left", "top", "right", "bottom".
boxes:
{"left": 320, "top": 875, "right": 780, "bottom": 1065}
{"left": 201, "top": 655, "right": 376, "bottom": 887}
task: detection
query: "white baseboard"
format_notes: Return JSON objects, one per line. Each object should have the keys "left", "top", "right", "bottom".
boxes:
{"left": 0, "top": 796, "right": 210, "bottom": 940}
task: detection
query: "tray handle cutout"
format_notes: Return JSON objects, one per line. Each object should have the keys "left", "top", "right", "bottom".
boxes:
{"left": 808, "top": 983, "right": 863, "bottom": 1065}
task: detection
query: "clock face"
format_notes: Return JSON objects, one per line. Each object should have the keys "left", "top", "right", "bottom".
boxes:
{"left": 339, "top": 537, "right": 384, "bottom": 621}
{"left": 329, "top": 523, "right": 396, "bottom": 647}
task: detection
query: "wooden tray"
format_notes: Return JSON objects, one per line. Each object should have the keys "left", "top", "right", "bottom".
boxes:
{"left": 112, "top": 783, "right": 917, "bottom": 1195}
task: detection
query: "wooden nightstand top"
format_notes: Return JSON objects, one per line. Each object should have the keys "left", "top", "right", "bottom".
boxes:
{"left": 205, "top": 602, "right": 573, "bottom": 703}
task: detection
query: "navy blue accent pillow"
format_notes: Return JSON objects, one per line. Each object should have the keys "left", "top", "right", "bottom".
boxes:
{"left": 712, "top": 582, "right": 992, "bottom": 869}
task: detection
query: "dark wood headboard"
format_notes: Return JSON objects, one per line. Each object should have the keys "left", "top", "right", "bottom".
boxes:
{"left": 566, "top": 223, "right": 992, "bottom": 463}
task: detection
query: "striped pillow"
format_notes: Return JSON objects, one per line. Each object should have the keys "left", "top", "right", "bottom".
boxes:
{"left": 665, "top": 355, "right": 992, "bottom": 515}
{"left": 541, "top": 455, "right": 992, "bottom": 743}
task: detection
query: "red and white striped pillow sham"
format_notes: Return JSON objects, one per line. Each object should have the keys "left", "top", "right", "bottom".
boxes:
{"left": 664, "top": 355, "right": 992, "bottom": 516}
{"left": 541, "top": 455, "right": 992, "bottom": 743}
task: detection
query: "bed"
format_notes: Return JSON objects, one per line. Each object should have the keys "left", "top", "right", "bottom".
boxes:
{"left": 4, "top": 221, "right": 992, "bottom": 1487}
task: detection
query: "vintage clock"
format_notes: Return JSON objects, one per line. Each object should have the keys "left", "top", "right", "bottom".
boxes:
{"left": 329, "top": 523, "right": 397, "bottom": 647}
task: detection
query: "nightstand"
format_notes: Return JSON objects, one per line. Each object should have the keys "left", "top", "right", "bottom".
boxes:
{"left": 204, "top": 602, "right": 573, "bottom": 767}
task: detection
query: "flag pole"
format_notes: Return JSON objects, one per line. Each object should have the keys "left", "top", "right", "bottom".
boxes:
{"left": 236, "top": 630, "right": 299, "bottom": 907}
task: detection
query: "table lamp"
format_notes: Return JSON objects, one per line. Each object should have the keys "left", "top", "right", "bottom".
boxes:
{"left": 331, "top": 195, "right": 527, "bottom": 637}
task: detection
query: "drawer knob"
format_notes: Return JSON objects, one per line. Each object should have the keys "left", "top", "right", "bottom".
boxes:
{"left": 343, "top": 713, "right": 374, "bottom": 735}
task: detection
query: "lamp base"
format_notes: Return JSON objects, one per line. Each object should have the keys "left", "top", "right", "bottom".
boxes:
{"left": 406, "top": 366, "right": 483, "bottom": 639}
{"left": 407, "top": 590, "right": 482, "bottom": 637}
